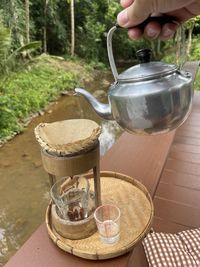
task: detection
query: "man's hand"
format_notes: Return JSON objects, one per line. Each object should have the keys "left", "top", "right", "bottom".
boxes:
{"left": 117, "top": 0, "right": 200, "bottom": 39}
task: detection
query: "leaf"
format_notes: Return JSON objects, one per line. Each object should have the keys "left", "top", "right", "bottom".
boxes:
{"left": 14, "top": 41, "right": 42, "bottom": 54}
{"left": 6, "top": 41, "right": 41, "bottom": 71}
{"left": 8, "top": 41, "right": 41, "bottom": 61}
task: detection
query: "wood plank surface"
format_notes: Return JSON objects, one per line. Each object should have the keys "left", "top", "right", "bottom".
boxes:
{"left": 161, "top": 170, "right": 200, "bottom": 190}
{"left": 153, "top": 92, "right": 200, "bottom": 232}
{"left": 153, "top": 217, "right": 189, "bottom": 233}
{"left": 155, "top": 182, "right": 200, "bottom": 207}
{"left": 153, "top": 197, "right": 200, "bottom": 228}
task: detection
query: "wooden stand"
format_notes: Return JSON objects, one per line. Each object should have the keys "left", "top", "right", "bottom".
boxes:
{"left": 41, "top": 141, "right": 101, "bottom": 208}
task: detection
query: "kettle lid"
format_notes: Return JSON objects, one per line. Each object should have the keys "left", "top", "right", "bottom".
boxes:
{"left": 118, "top": 49, "right": 178, "bottom": 82}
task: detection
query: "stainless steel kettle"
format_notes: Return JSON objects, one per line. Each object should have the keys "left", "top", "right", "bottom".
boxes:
{"left": 75, "top": 22, "right": 193, "bottom": 135}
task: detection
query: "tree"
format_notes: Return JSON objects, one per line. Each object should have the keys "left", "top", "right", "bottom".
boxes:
{"left": 0, "top": 0, "right": 26, "bottom": 48}
{"left": 185, "top": 16, "right": 200, "bottom": 61}
{"left": 0, "top": 0, "right": 150, "bottom": 63}
{"left": 0, "top": 23, "right": 11, "bottom": 74}
{"left": 43, "top": 0, "right": 48, "bottom": 53}
{"left": 70, "top": 0, "right": 75, "bottom": 56}
{"left": 25, "top": 0, "right": 30, "bottom": 44}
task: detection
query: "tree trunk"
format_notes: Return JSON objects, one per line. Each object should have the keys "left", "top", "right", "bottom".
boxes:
{"left": 25, "top": 0, "right": 30, "bottom": 44}
{"left": 150, "top": 39, "right": 161, "bottom": 60}
{"left": 175, "top": 29, "right": 182, "bottom": 66}
{"left": 186, "top": 27, "right": 194, "bottom": 61}
{"left": 156, "top": 39, "right": 161, "bottom": 59}
{"left": 150, "top": 41, "right": 157, "bottom": 59}
{"left": 10, "top": 0, "right": 24, "bottom": 47}
{"left": 43, "top": 0, "right": 48, "bottom": 53}
{"left": 70, "top": 0, "right": 75, "bottom": 56}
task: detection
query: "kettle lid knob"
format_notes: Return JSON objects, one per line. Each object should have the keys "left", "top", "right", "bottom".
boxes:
{"left": 136, "top": 48, "right": 152, "bottom": 63}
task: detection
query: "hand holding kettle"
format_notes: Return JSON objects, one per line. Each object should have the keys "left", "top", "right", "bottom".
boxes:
{"left": 75, "top": 20, "right": 193, "bottom": 135}
{"left": 117, "top": 0, "right": 200, "bottom": 40}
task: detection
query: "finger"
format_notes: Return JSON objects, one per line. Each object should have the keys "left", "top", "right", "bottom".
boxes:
{"left": 159, "top": 23, "right": 178, "bottom": 40}
{"left": 128, "top": 28, "right": 143, "bottom": 40}
{"left": 128, "top": 21, "right": 178, "bottom": 40}
{"left": 117, "top": 0, "right": 197, "bottom": 28}
{"left": 117, "top": 0, "right": 150, "bottom": 28}
{"left": 187, "top": 1, "right": 200, "bottom": 16}
{"left": 143, "top": 22, "right": 161, "bottom": 40}
{"left": 120, "top": 0, "right": 134, "bottom": 8}
{"left": 167, "top": 8, "right": 197, "bottom": 23}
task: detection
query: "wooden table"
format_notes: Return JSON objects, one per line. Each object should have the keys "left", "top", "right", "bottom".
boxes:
{"left": 5, "top": 63, "right": 200, "bottom": 267}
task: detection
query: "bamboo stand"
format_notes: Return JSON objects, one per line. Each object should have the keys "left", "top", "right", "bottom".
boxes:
{"left": 41, "top": 141, "right": 101, "bottom": 208}
{"left": 34, "top": 119, "right": 102, "bottom": 239}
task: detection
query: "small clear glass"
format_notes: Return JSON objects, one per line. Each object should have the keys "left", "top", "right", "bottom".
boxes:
{"left": 94, "top": 204, "right": 120, "bottom": 244}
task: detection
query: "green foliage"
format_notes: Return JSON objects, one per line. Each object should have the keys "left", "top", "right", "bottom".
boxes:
{"left": 6, "top": 41, "right": 41, "bottom": 72}
{"left": 190, "top": 36, "right": 200, "bottom": 61}
{"left": 185, "top": 16, "right": 200, "bottom": 31}
{"left": 161, "top": 33, "right": 200, "bottom": 90}
{"left": 75, "top": 1, "right": 108, "bottom": 62}
{"left": 0, "top": 23, "right": 11, "bottom": 73}
{"left": 0, "top": 0, "right": 27, "bottom": 48}
{"left": 0, "top": 0, "right": 172, "bottom": 64}
{"left": 161, "top": 40, "right": 200, "bottom": 91}
{"left": 190, "top": 36, "right": 200, "bottom": 90}
{"left": 75, "top": 0, "right": 148, "bottom": 64}
{"left": 30, "top": 0, "right": 68, "bottom": 54}
{"left": 76, "top": 16, "right": 106, "bottom": 62}
{"left": 194, "top": 69, "right": 200, "bottom": 91}
{"left": 1, "top": 0, "right": 200, "bottom": 65}
{"left": 0, "top": 21, "right": 41, "bottom": 75}
{"left": 0, "top": 58, "right": 78, "bottom": 141}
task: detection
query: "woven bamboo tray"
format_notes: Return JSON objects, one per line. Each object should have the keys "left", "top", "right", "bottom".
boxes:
{"left": 46, "top": 171, "right": 154, "bottom": 260}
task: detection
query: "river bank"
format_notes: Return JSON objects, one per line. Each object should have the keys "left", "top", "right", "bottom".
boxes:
{"left": 0, "top": 54, "right": 103, "bottom": 145}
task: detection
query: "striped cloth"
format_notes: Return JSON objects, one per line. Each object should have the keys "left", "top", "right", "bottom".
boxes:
{"left": 142, "top": 228, "right": 200, "bottom": 267}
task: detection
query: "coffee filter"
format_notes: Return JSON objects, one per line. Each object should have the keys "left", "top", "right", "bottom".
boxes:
{"left": 34, "top": 119, "right": 101, "bottom": 156}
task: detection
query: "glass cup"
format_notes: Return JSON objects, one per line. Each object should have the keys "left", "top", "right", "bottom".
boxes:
{"left": 94, "top": 204, "right": 120, "bottom": 244}
{"left": 50, "top": 176, "right": 90, "bottom": 221}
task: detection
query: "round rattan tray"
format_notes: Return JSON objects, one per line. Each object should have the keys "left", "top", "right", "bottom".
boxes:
{"left": 46, "top": 171, "right": 154, "bottom": 260}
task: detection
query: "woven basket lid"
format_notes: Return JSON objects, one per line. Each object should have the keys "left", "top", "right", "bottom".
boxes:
{"left": 34, "top": 119, "right": 101, "bottom": 156}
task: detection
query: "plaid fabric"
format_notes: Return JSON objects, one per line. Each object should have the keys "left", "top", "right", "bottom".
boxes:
{"left": 142, "top": 228, "right": 200, "bottom": 267}
{"left": 178, "top": 228, "right": 200, "bottom": 266}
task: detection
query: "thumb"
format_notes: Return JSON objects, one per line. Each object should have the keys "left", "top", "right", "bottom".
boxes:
{"left": 117, "top": 0, "right": 151, "bottom": 27}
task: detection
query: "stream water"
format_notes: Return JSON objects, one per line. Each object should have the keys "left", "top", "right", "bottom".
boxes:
{"left": 0, "top": 71, "right": 122, "bottom": 266}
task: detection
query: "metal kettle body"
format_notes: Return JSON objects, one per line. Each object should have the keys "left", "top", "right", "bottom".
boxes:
{"left": 75, "top": 23, "right": 193, "bottom": 135}
{"left": 108, "top": 69, "right": 193, "bottom": 135}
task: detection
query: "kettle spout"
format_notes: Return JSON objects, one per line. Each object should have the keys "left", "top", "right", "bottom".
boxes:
{"left": 75, "top": 88, "right": 113, "bottom": 120}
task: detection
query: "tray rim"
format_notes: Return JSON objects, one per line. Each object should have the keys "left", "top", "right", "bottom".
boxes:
{"left": 45, "top": 171, "right": 154, "bottom": 260}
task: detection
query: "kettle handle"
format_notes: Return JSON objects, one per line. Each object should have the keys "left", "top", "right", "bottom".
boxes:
{"left": 107, "top": 16, "right": 181, "bottom": 82}
{"left": 107, "top": 25, "right": 119, "bottom": 82}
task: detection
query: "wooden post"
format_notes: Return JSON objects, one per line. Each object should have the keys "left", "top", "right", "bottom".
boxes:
{"left": 93, "top": 164, "right": 101, "bottom": 207}
{"left": 48, "top": 174, "right": 56, "bottom": 188}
